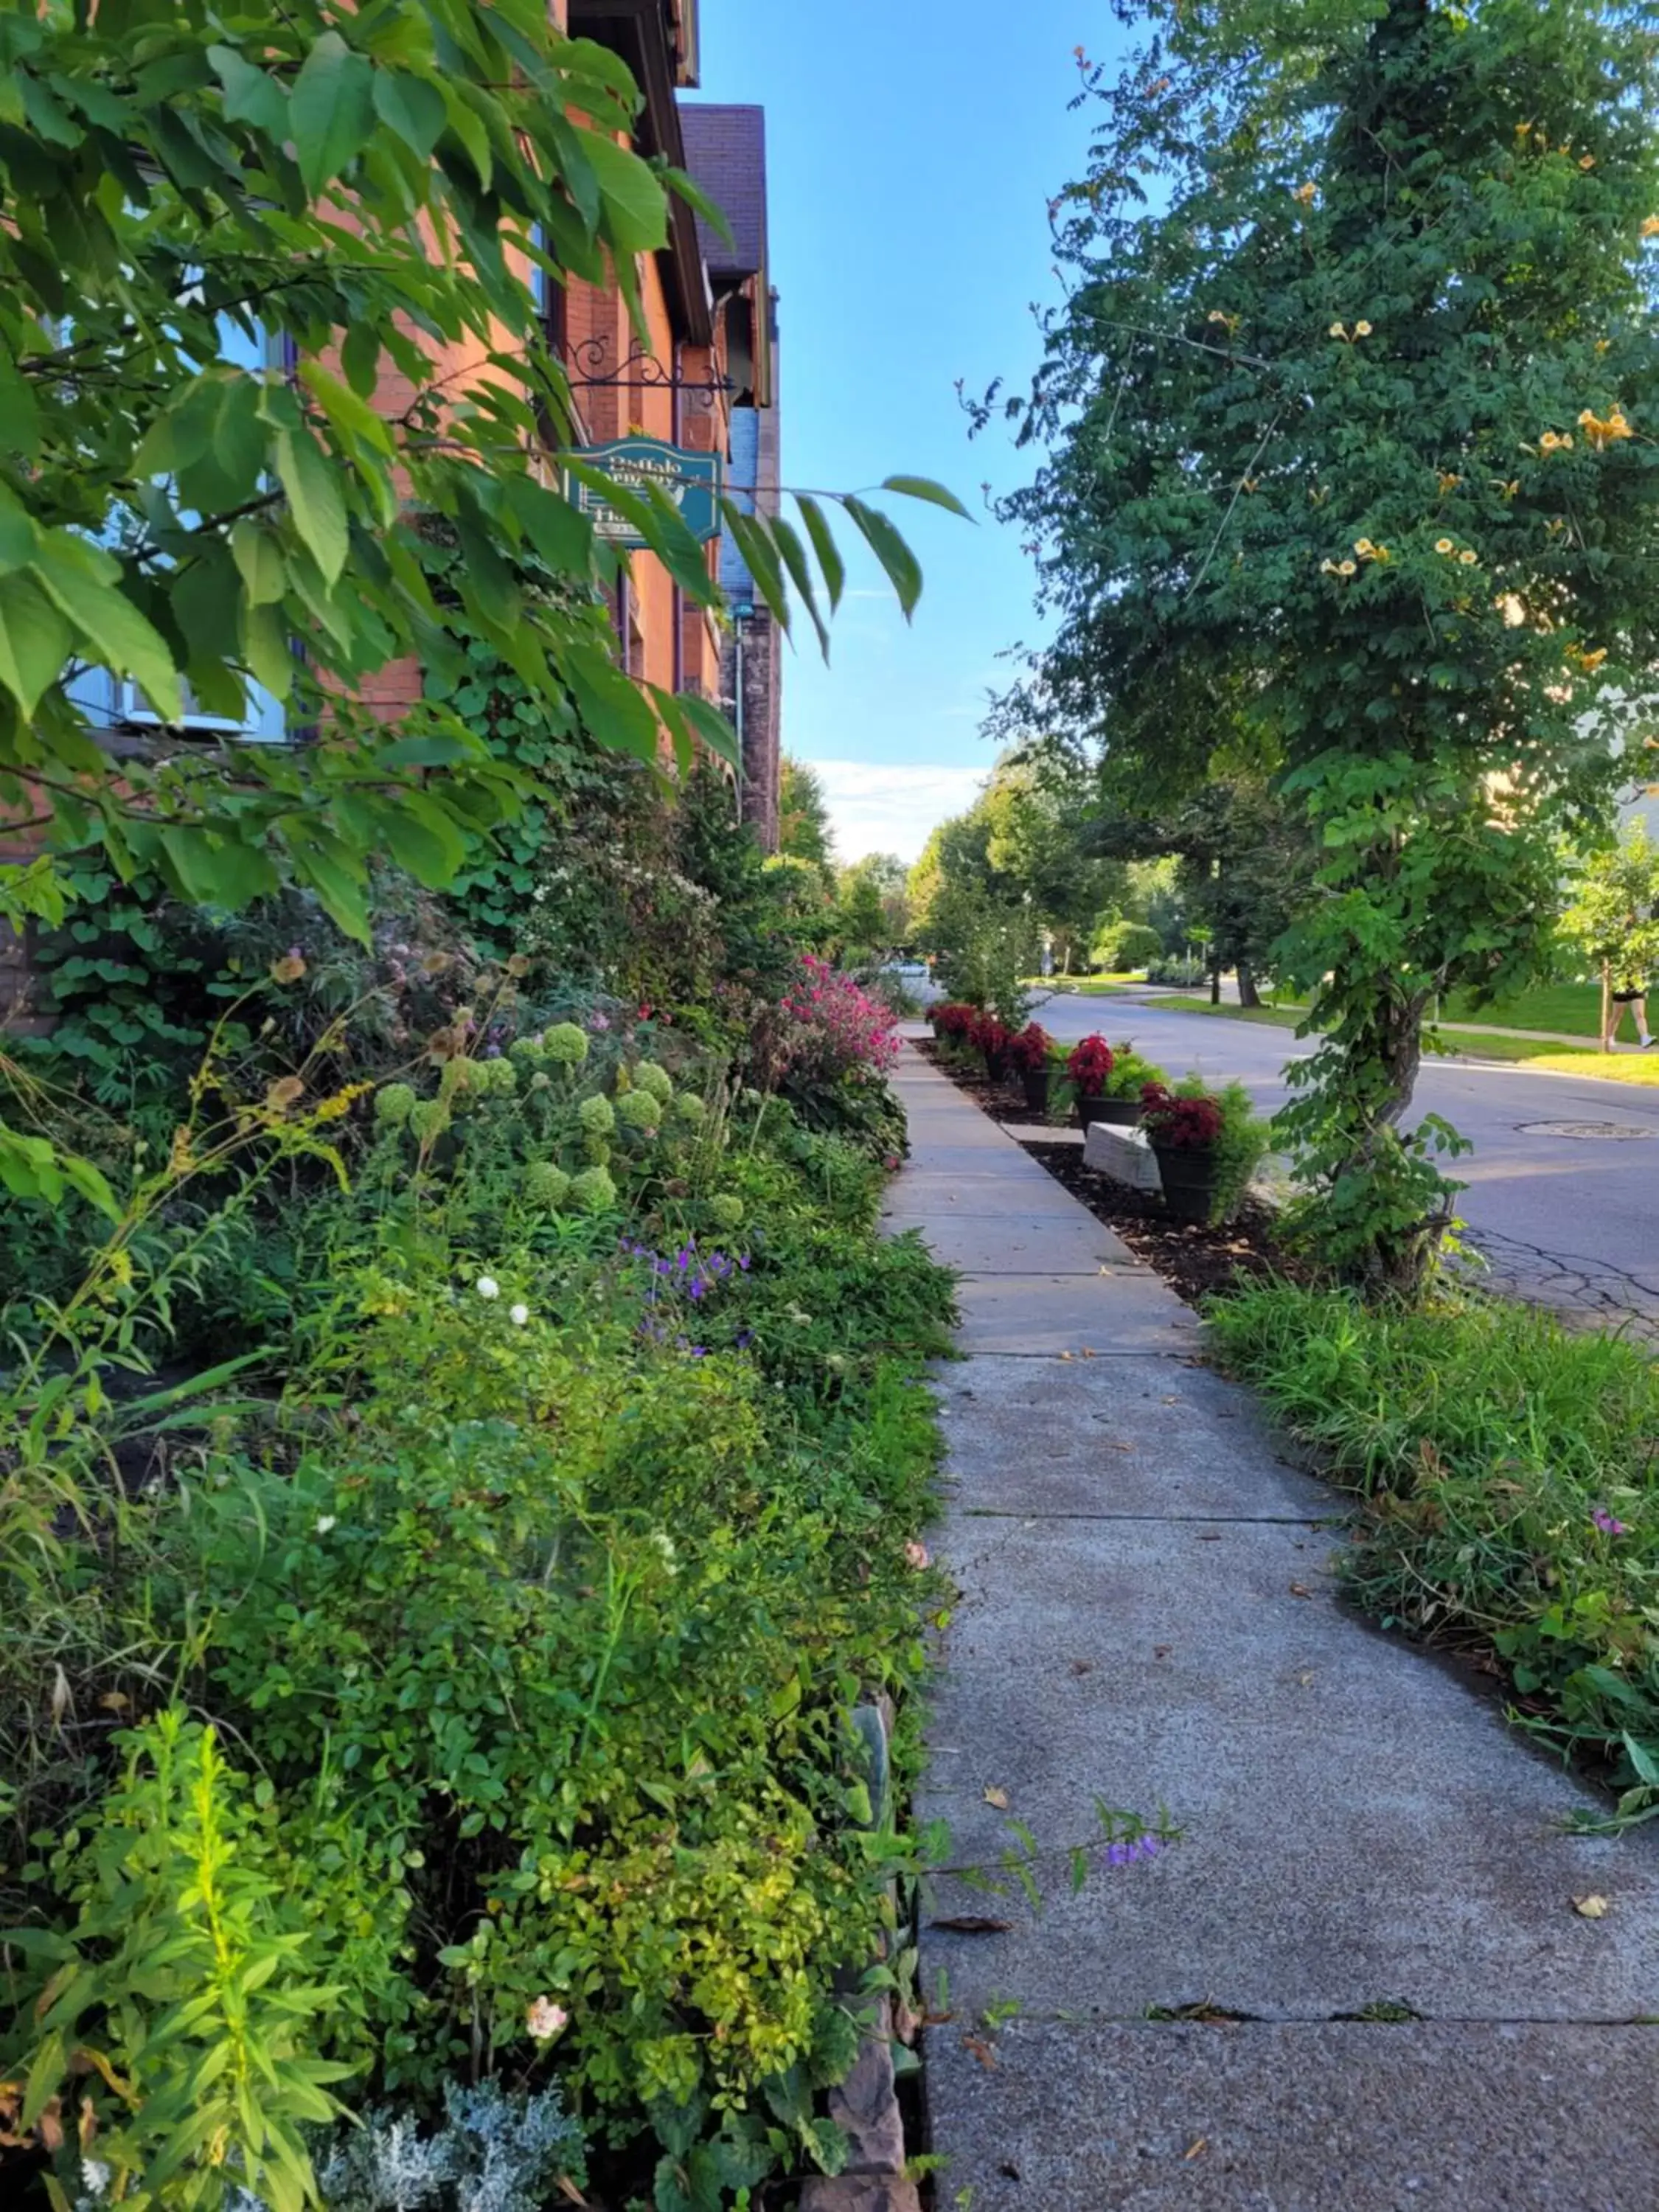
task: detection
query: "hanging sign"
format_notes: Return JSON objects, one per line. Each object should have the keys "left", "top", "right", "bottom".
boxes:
{"left": 566, "top": 436, "right": 724, "bottom": 549}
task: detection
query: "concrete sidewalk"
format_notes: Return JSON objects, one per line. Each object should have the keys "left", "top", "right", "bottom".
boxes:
{"left": 888, "top": 1046, "right": 1659, "bottom": 2212}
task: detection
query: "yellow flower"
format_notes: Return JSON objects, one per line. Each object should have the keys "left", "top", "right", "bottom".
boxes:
{"left": 1561, "top": 434, "right": 1575, "bottom": 449}
{"left": 1354, "top": 538, "right": 1374, "bottom": 556}
{"left": 1436, "top": 538, "right": 1455, "bottom": 554}
{"left": 1579, "top": 647, "right": 1609, "bottom": 672}
{"left": 1208, "top": 309, "right": 1228, "bottom": 324}
{"left": 1540, "top": 431, "right": 1561, "bottom": 452}
{"left": 1580, "top": 155, "right": 1597, "bottom": 172}
{"left": 1293, "top": 182, "right": 1318, "bottom": 205}
{"left": 1459, "top": 549, "right": 1478, "bottom": 566}
{"left": 1644, "top": 216, "right": 1659, "bottom": 239}
{"left": 1320, "top": 560, "right": 1339, "bottom": 574}
{"left": 1329, "top": 321, "right": 1348, "bottom": 339}
{"left": 1338, "top": 560, "right": 1357, "bottom": 577}
{"left": 1514, "top": 120, "right": 1531, "bottom": 138}
{"left": 1438, "top": 472, "right": 1461, "bottom": 493}
{"left": 1354, "top": 320, "right": 1374, "bottom": 337}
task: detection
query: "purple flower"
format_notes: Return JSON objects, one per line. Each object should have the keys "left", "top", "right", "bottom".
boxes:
{"left": 739, "top": 1254, "right": 751, "bottom": 1273}
{"left": 734, "top": 1330, "right": 755, "bottom": 1351}
{"left": 1593, "top": 1507, "right": 1630, "bottom": 1537}
{"left": 1107, "top": 1843, "right": 1128, "bottom": 1867}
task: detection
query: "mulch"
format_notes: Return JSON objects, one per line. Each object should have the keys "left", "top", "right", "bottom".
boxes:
{"left": 914, "top": 1037, "right": 1298, "bottom": 1307}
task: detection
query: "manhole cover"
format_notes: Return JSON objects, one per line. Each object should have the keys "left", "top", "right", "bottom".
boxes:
{"left": 1517, "top": 1121, "right": 1656, "bottom": 1141}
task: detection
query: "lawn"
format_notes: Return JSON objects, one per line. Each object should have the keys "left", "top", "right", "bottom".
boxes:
{"left": 1030, "top": 973, "right": 1149, "bottom": 995}
{"left": 1440, "top": 979, "right": 1606, "bottom": 1038}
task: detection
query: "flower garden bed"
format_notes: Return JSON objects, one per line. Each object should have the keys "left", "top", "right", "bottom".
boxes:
{"left": 916, "top": 1039, "right": 1296, "bottom": 1304}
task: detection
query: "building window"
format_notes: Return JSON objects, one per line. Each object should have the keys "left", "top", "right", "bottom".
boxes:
{"left": 67, "top": 305, "right": 291, "bottom": 743}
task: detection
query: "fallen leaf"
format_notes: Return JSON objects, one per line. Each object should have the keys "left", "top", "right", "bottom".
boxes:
{"left": 984, "top": 1785, "right": 1010, "bottom": 1809}
{"left": 1071, "top": 1659, "right": 1096, "bottom": 1676}
{"left": 1184, "top": 2138, "right": 1209, "bottom": 2161}
{"left": 1298, "top": 1671, "right": 1315, "bottom": 1688}
{"left": 962, "top": 2034, "right": 999, "bottom": 2070}
{"left": 1162, "top": 1395, "right": 1180, "bottom": 1404}
{"left": 1059, "top": 1352, "right": 1074, "bottom": 1362}
{"left": 931, "top": 1916, "right": 1015, "bottom": 1935}
{"left": 1108, "top": 1440, "right": 1137, "bottom": 1453}
{"left": 1573, "top": 1893, "right": 1611, "bottom": 1919}
{"left": 1198, "top": 1531, "right": 1221, "bottom": 1543}
{"left": 1154, "top": 1644, "right": 1174, "bottom": 1659}
{"left": 1289, "top": 1582, "right": 1314, "bottom": 1599}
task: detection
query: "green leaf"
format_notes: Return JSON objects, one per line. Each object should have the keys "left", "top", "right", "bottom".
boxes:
{"left": 372, "top": 68, "right": 448, "bottom": 161}
{"left": 32, "top": 538, "right": 181, "bottom": 719}
{"left": 677, "top": 691, "right": 741, "bottom": 771}
{"left": 243, "top": 602, "right": 294, "bottom": 700}
{"left": 231, "top": 521, "right": 288, "bottom": 608}
{"left": 770, "top": 515, "right": 830, "bottom": 657}
{"left": 721, "top": 504, "right": 791, "bottom": 636}
{"left": 289, "top": 31, "right": 375, "bottom": 196}
{"left": 0, "top": 572, "right": 71, "bottom": 716}
{"left": 661, "top": 164, "right": 734, "bottom": 248}
{"left": 208, "top": 44, "right": 290, "bottom": 139}
{"left": 566, "top": 641, "right": 662, "bottom": 763}
{"left": 299, "top": 360, "right": 394, "bottom": 456}
{"left": 793, "top": 495, "right": 846, "bottom": 613}
{"left": 843, "top": 497, "right": 923, "bottom": 620}
{"left": 881, "top": 474, "right": 975, "bottom": 521}
{"left": 503, "top": 475, "right": 594, "bottom": 575}
{"left": 582, "top": 129, "right": 669, "bottom": 254}
{"left": 379, "top": 793, "right": 469, "bottom": 886}
{"left": 276, "top": 428, "right": 349, "bottom": 587}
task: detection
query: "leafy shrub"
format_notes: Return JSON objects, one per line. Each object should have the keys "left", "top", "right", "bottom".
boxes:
{"left": 1099, "top": 1043, "right": 1169, "bottom": 1101}
{"left": 1091, "top": 918, "right": 1163, "bottom": 973}
{"left": 1208, "top": 1284, "right": 1659, "bottom": 1823}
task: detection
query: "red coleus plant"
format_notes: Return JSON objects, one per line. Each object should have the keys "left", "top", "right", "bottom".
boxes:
{"left": 1138, "top": 1082, "right": 1224, "bottom": 1148}
{"left": 1066, "top": 1034, "right": 1116, "bottom": 1092}
{"left": 1006, "top": 1023, "right": 1054, "bottom": 1072}
{"left": 933, "top": 1001, "right": 976, "bottom": 1040}
{"left": 970, "top": 1012, "right": 1012, "bottom": 1058}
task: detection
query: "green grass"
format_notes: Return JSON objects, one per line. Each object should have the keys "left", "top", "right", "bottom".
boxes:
{"left": 1029, "top": 973, "right": 1147, "bottom": 995}
{"left": 1441, "top": 980, "right": 1604, "bottom": 1039}
{"left": 1209, "top": 1281, "right": 1659, "bottom": 1829}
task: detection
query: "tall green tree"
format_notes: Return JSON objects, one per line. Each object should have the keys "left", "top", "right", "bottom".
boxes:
{"left": 1001, "top": 0, "right": 1659, "bottom": 1287}
{"left": 778, "top": 757, "right": 837, "bottom": 882}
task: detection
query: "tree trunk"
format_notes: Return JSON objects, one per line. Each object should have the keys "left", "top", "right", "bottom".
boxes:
{"left": 1602, "top": 960, "right": 1612, "bottom": 1052}
{"left": 1237, "top": 961, "right": 1262, "bottom": 1009}
{"left": 1211, "top": 961, "right": 1222, "bottom": 1006}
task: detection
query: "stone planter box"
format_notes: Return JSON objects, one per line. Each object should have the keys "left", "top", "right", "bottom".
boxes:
{"left": 1082, "top": 1119, "right": 1164, "bottom": 1194}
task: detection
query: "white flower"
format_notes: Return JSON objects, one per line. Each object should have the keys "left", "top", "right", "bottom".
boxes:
{"left": 509, "top": 1303, "right": 529, "bottom": 1326}
{"left": 526, "top": 1996, "right": 568, "bottom": 2041}
{"left": 315, "top": 1515, "right": 337, "bottom": 1535}
{"left": 476, "top": 1276, "right": 500, "bottom": 1300}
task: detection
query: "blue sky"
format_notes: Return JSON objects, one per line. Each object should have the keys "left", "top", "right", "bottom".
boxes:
{"left": 689, "top": 2, "right": 1131, "bottom": 863}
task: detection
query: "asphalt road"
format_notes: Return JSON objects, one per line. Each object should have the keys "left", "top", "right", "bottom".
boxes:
{"left": 1033, "top": 990, "right": 1659, "bottom": 1329}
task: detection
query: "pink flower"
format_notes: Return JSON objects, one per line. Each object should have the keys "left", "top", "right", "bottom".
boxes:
{"left": 905, "top": 1541, "right": 930, "bottom": 1570}
{"left": 526, "top": 1997, "right": 568, "bottom": 2041}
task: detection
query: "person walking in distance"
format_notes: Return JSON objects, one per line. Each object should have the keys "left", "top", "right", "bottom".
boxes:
{"left": 1604, "top": 933, "right": 1657, "bottom": 1049}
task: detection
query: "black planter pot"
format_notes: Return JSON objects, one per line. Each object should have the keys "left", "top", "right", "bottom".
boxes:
{"left": 1152, "top": 1142, "right": 1220, "bottom": 1226}
{"left": 1076, "top": 1093, "right": 1139, "bottom": 1130}
{"left": 984, "top": 1049, "right": 1010, "bottom": 1083}
{"left": 1020, "top": 1067, "right": 1054, "bottom": 1115}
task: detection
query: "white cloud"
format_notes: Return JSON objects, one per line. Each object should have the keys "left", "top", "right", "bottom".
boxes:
{"left": 809, "top": 759, "right": 989, "bottom": 865}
